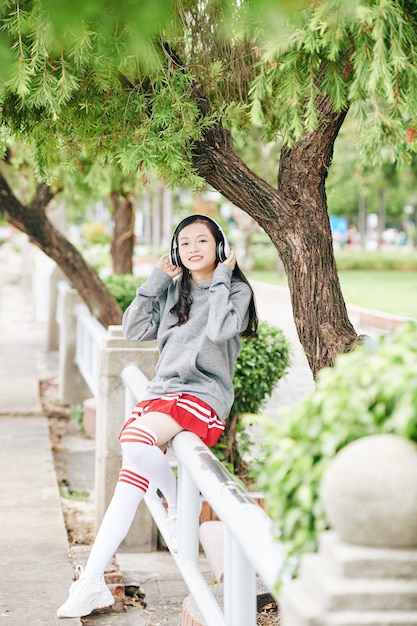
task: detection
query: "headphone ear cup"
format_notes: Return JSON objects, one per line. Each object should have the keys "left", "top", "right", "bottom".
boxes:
{"left": 170, "top": 248, "right": 179, "bottom": 266}
{"left": 217, "top": 241, "right": 225, "bottom": 262}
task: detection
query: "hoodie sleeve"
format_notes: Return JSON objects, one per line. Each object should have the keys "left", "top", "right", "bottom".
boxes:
{"left": 122, "top": 267, "right": 173, "bottom": 341}
{"left": 206, "top": 264, "right": 252, "bottom": 343}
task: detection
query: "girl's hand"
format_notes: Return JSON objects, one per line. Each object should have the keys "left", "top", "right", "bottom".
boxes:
{"left": 157, "top": 253, "right": 182, "bottom": 278}
{"left": 222, "top": 249, "right": 236, "bottom": 271}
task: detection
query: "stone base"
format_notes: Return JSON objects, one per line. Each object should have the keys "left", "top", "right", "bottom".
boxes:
{"left": 181, "top": 585, "right": 223, "bottom": 626}
{"left": 280, "top": 531, "right": 417, "bottom": 626}
{"left": 181, "top": 579, "right": 275, "bottom": 626}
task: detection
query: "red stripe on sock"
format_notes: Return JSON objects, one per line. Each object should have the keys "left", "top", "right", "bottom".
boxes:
{"left": 119, "top": 431, "right": 157, "bottom": 445}
{"left": 119, "top": 423, "right": 157, "bottom": 445}
{"left": 118, "top": 468, "right": 149, "bottom": 492}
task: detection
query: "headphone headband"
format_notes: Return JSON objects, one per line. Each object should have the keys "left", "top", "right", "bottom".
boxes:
{"left": 169, "top": 214, "right": 231, "bottom": 266}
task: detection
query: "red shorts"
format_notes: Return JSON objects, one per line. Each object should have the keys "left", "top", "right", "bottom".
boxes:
{"left": 122, "top": 392, "right": 224, "bottom": 446}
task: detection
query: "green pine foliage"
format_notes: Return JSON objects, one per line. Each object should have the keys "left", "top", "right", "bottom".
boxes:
{"left": 250, "top": 0, "right": 417, "bottom": 164}
{"left": 1, "top": 0, "right": 416, "bottom": 190}
{"left": 0, "top": 1, "right": 211, "bottom": 186}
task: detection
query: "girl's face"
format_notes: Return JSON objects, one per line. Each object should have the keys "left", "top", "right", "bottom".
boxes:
{"left": 177, "top": 221, "right": 217, "bottom": 279}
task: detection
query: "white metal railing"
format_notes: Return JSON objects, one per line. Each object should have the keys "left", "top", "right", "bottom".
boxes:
{"left": 69, "top": 304, "right": 284, "bottom": 625}
{"left": 56, "top": 280, "right": 70, "bottom": 328}
{"left": 121, "top": 363, "right": 283, "bottom": 626}
{"left": 74, "top": 303, "right": 106, "bottom": 396}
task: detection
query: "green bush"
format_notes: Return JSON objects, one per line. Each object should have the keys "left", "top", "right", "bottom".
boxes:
{"left": 232, "top": 321, "right": 290, "bottom": 417}
{"left": 82, "top": 243, "right": 110, "bottom": 273}
{"left": 70, "top": 404, "right": 84, "bottom": 431}
{"left": 102, "top": 273, "right": 146, "bottom": 312}
{"left": 254, "top": 321, "right": 417, "bottom": 591}
{"left": 252, "top": 244, "right": 278, "bottom": 271}
{"left": 335, "top": 249, "right": 417, "bottom": 270}
{"left": 82, "top": 221, "right": 110, "bottom": 245}
{"left": 214, "top": 321, "right": 291, "bottom": 472}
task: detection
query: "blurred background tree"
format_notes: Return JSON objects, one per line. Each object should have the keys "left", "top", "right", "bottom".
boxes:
{"left": 0, "top": 0, "right": 416, "bottom": 375}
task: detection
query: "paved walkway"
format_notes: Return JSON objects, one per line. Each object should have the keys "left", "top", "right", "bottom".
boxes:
{"left": 0, "top": 244, "right": 80, "bottom": 625}
{"left": 0, "top": 240, "right": 391, "bottom": 626}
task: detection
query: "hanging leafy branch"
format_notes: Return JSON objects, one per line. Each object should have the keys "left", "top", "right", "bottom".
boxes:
{"left": 250, "top": 0, "right": 417, "bottom": 163}
{"left": 1, "top": 0, "right": 416, "bottom": 187}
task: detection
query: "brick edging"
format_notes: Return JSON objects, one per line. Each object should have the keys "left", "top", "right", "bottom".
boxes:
{"left": 346, "top": 305, "right": 412, "bottom": 332}
{"left": 104, "top": 557, "right": 125, "bottom": 613}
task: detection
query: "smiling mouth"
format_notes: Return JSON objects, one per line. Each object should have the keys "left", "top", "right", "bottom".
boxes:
{"left": 189, "top": 256, "right": 203, "bottom": 262}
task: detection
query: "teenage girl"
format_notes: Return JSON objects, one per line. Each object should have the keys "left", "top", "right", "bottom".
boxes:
{"left": 57, "top": 213, "right": 258, "bottom": 619}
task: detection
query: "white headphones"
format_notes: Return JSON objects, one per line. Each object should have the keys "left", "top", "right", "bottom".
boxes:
{"left": 169, "top": 214, "right": 231, "bottom": 266}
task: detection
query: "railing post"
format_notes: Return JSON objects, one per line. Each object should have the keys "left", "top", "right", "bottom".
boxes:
{"left": 120, "top": 364, "right": 150, "bottom": 419}
{"left": 95, "top": 327, "right": 159, "bottom": 552}
{"left": 224, "top": 528, "right": 256, "bottom": 626}
{"left": 57, "top": 282, "right": 91, "bottom": 405}
{"left": 46, "top": 263, "right": 65, "bottom": 351}
{"left": 170, "top": 431, "right": 283, "bottom": 625}
{"left": 74, "top": 304, "right": 106, "bottom": 396}
{"left": 177, "top": 460, "right": 201, "bottom": 563}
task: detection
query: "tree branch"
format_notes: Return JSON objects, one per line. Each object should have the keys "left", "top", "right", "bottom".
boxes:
{"left": 29, "top": 183, "right": 55, "bottom": 212}
{"left": 160, "top": 42, "right": 289, "bottom": 230}
{"left": 0, "top": 169, "right": 122, "bottom": 327}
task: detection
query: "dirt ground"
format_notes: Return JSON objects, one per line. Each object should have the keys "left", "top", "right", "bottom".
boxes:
{"left": 41, "top": 377, "right": 280, "bottom": 626}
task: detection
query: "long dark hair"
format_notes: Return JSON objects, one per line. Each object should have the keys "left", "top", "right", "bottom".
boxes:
{"left": 169, "top": 215, "right": 258, "bottom": 338}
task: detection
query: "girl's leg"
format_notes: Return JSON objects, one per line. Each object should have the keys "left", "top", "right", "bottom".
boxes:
{"left": 83, "top": 413, "right": 182, "bottom": 580}
{"left": 120, "top": 412, "right": 184, "bottom": 555}
{"left": 134, "top": 410, "right": 184, "bottom": 447}
{"left": 121, "top": 412, "right": 184, "bottom": 510}
{"left": 83, "top": 467, "right": 148, "bottom": 582}
{"left": 57, "top": 414, "right": 183, "bottom": 618}
{"left": 57, "top": 463, "right": 148, "bottom": 618}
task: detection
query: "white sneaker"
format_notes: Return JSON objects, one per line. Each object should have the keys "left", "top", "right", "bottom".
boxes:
{"left": 167, "top": 508, "right": 178, "bottom": 553}
{"left": 57, "top": 565, "right": 115, "bottom": 619}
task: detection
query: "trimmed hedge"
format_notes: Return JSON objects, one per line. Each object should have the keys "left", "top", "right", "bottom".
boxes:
{"left": 102, "top": 273, "right": 146, "bottom": 312}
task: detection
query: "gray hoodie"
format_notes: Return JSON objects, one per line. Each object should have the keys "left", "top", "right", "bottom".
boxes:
{"left": 122, "top": 264, "right": 252, "bottom": 421}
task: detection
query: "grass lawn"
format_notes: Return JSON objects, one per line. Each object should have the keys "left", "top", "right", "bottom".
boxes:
{"left": 249, "top": 269, "right": 417, "bottom": 319}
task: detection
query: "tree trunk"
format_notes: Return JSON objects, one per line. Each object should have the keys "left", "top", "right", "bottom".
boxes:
{"left": 192, "top": 95, "right": 360, "bottom": 378}
{"left": 0, "top": 172, "right": 122, "bottom": 328}
{"left": 223, "top": 411, "right": 239, "bottom": 468}
{"left": 110, "top": 190, "right": 134, "bottom": 274}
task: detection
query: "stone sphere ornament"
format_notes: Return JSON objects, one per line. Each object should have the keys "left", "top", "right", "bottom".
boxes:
{"left": 320, "top": 434, "right": 417, "bottom": 548}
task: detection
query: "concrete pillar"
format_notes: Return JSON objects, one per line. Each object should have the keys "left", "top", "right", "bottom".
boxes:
{"left": 46, "top": 265, "right": 65, "bottom": 351}
{"left": 280, "top": 434, "right": 417, "bottom": 625}
{"left": 95, "top": 326, "right": 159, "bottom": 552}
{"left": 57, "top": 282, "right": 92, "bottom": 406}
{"left": 33, "top": 249, "right": 56, "bottom": 322}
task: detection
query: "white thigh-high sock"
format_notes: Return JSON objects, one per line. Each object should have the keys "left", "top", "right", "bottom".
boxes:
{"left": 83, "top": 470, "right": 147, "bottom": 583}
{"left": 83, "top": 422, "right": 177, "bottom": 582}
{"left": 121, "top": 440, "right": 178, "bottom": 510}
{"left": 119, "top": 421, "right": 177, "bottom": 510}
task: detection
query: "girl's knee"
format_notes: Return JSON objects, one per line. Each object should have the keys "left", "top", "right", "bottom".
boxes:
{"left": 136, "top": 411, "right": 184, "bottom": 446}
